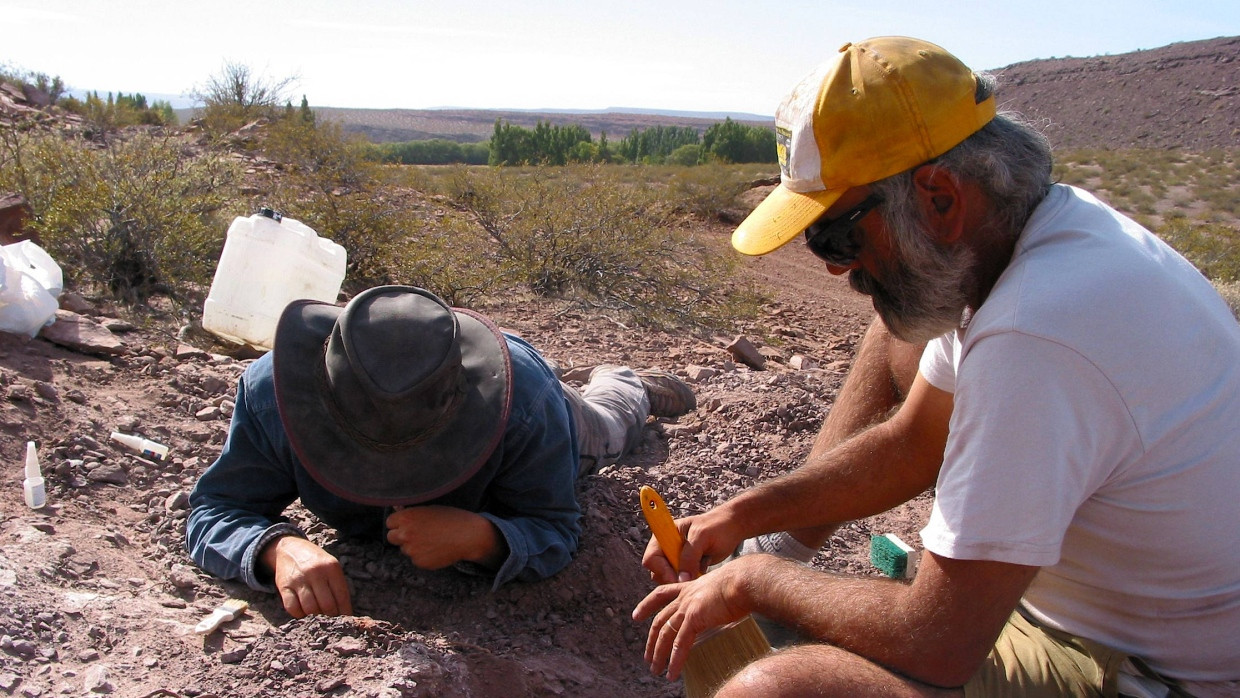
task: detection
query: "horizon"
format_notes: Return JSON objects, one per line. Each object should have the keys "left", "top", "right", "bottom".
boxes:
{"left": 6, "top": 1, "right": 1240, "bottom": 115}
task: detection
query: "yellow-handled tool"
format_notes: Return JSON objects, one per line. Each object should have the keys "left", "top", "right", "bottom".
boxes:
{"left": 639, "top": 485, "right": 683, "bottom": 574}
{"left": 637, "top": 485, "right": 771, "bottom": 698}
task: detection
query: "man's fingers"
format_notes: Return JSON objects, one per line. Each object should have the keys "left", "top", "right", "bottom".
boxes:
{"left": 641, "top": 536, "right": 678, "bottom": 585}
{"left": 650, "top": 610, "right": 684, "bottom": 674}
{"left": 677, "top": 537, "right": 705, "bottom": 580}
{"left": 294, "top": 585, "right": 321, "bottom": 618}
{"left": 280, "top": 587, "right": 305, "bottom": 619}
{"left": 329, "top": 574, "right": 353, "bottom": 616}
{"left": 644, "top": 605, "right": 699, "bottom": 681}
{"left": 632, "top": 583, "right": 681, "bottom": 622}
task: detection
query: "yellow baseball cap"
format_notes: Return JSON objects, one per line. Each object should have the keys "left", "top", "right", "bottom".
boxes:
{"left": 732, "top": 36, "right": 996, "bottom": 256}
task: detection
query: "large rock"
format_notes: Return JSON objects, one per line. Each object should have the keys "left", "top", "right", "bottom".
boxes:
{"left": 39, "top": 310, "right": 127, "bottom": 356}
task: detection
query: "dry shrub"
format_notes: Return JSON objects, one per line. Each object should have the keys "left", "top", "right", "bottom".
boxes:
{"left": 447, "top": 165, "right": 763, "bottom": 329}
{"left": 1214, "top": 280, "right": 1240, "bottom": 321}
{"left": 0, "top": 129, "right": 237, "bottom": 304}
{"left": 1155, "top": 218, "right": 1240, "bottom": 283}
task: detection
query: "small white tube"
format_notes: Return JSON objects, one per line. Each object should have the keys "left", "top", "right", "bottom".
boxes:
{"left": 23, "top": 441, "right": 45, "bottom": 509}
{"left": 109, "top": 432, "right": 169, "bottom": 461}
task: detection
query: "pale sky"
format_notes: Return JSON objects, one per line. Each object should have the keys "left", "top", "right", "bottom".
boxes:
{"left": 5, "top": 0, "right": 1239, "bottom": 116}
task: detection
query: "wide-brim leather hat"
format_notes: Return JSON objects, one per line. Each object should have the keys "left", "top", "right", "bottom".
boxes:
{"left": 271, "top": 285, "right": 512, "bottom": 506}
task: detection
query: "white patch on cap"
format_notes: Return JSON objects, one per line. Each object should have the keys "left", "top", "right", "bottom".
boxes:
{"left": 775, "top": 60, "right": 832, "bottom": 194}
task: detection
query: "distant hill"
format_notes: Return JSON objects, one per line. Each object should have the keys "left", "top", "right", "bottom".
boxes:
{"left": 177, "top": 35, "right": 1238, "bottom": 151}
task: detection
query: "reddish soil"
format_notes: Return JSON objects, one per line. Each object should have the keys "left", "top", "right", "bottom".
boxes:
{"left": 0, "top": 215, "right": 936, "bottom": 697}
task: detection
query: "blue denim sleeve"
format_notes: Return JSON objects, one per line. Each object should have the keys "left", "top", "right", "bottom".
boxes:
{"left": 473, "top": 336, "right": 582, "bottom": 589}
{"left": 185, "top": 354, "right": 306, "bottom": 593}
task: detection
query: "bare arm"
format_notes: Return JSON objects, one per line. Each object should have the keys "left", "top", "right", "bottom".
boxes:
{"left": 636, "top": 551, "right": 1036, "bottom": 687}
{"left": 648, "top": 373, "right": 952, "bottom": 579}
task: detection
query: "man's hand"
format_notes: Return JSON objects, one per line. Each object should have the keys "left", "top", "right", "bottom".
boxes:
{"left": 632, "top": 555, "right": 758, "bottom": 681}
{"left": 642, "top": 509, "right": 746, "bottom": 584}
{"left": 386, "top": 505, "right": 505, "bottom": 571}
{"left": 261, "top": 535, "right": 353, "bottom": 618}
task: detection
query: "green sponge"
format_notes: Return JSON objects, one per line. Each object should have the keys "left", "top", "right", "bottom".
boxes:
{"left": 870, "top": 533, "right": 918, "bottom": 579}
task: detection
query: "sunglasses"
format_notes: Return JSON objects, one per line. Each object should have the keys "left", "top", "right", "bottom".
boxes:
{"left": 803, "top": 194, "right": 883, "bottom": 266}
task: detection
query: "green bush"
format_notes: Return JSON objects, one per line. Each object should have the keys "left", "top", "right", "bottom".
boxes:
{"left": 364, "top": 139, "right": 490, "bottom": 165}
{"left": 666, "top": 163, "right": 753, "bottom": 220}
{"left": 1214, "top": 280, "right": 1240, "bottom": 320}
{"left": 379, "top": 212, "right": 501, "bottom": 307}
{"left": 666, "top": 144, "right": 703, "bottom": 167}
{"left": 0, "top": 130, "right": 238, "bottom": 303}
{"left": 262, "top": 116, "right": 370, "bottom": 191}
{"left": 1156, "top": 219, "right": 1240, "bottom": 283}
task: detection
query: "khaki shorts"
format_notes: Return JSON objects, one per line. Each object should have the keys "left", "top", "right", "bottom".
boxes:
{"left": 963, "top": 609, "right": 1130, "bottom": 698}
{"left": 962, "top": 610, "right": 1230, "bottom": 697}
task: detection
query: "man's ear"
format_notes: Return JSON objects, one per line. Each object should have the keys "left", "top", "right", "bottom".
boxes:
{"left": 912, "top": 165, "right": 966, "bottom": 244}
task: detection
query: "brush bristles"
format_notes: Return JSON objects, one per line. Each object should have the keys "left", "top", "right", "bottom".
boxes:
{"left": 683, "top": 615, "right": 771, "bottom": 698}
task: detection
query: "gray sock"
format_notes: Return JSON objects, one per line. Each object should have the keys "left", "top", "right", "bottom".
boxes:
{"left": 739, "top": 531, "right": 817, "bottom": 563}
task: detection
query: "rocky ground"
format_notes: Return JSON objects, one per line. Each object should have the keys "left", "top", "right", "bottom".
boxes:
{"left": 0, "top": 214, "right": 936, "bottom": 697}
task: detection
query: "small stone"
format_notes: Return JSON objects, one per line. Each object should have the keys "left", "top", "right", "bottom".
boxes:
{"left": 33, "top": 381, "right": 59, "bottom": 401}
{"left": 9, "top": 638, "right": 37, "bottom": 657}
{"left": 86, "top": 463, "right": 128, "bottom": 485}
{"left": 194, "top": 406, "right": 220, "bottom": 421}
{"left": 83, "top": 664, "right": 114, "bottom": 693}
{"left": 685, "top": 365, "right": 720, "bottom": 382}
{"left": 176, "top": 344, "right": 209, "bottom": 361}
{"left": 789, "top": 354, "right": 817, "bottom": 370}
{"left": 164, "top": 491, "right": 190, "bottom": 512}
{"left": 725, "top": 336, "right": 766, "bottom": 370}
{"left": 167, "top": 564, "right": 198, "bottom": 589}
{"left": 316, "top": 677, "right": 346, "bottom": 692}
{"left": 326, "top": 636, "right": 367, "bottom": 657}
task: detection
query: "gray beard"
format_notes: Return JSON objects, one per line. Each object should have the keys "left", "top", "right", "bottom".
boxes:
{"left": 849, "top": 244, "right": 976, "bottom": 345}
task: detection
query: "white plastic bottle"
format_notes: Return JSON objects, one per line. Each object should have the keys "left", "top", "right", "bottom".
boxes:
{"left": 23, "top": 441, "right": 45, "bottom": 509}
{"left": 110, "top": 432, "right": 169, "bottom": 461}
{"left": 201, "top": 208, "right": 347, "bottom": 350}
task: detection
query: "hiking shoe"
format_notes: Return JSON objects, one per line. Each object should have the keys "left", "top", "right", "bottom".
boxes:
{"left": 636, "top": 369, "right": 696, "bottom": 418}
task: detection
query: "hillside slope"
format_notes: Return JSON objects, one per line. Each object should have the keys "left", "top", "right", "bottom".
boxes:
{"left": 995, "top": 35, "right": 1240, "bottom": 150}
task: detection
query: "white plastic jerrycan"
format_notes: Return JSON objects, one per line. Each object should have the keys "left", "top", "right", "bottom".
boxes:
{"left": 202, "top": 209, "right": 346, "bottom": 350}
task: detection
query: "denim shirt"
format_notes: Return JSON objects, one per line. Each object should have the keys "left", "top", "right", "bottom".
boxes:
{"left": 186, "top": 334, "right": 581, "bottom": 592}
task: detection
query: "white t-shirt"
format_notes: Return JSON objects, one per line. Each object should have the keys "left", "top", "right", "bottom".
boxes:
{"left": 919, "top": 185, "right": 1240, "bottom": 680}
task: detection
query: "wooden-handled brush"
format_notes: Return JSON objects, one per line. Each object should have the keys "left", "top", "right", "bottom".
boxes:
{"left": 639, "top": 486, "right": 771, "bottom": 698}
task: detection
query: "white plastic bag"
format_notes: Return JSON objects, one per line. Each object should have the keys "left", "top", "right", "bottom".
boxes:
{"left": 0, "top": 240, "right": 63, "bottom": 338}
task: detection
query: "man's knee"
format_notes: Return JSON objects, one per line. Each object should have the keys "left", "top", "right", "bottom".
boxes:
{"left": 715, "top": 646, "right": 869, "bottom": 697}
{"left": 715, "top": 650, "right": 821, "bottom": 698}
{"left": 715, "top": 644, "right": 962, "bottom": 698}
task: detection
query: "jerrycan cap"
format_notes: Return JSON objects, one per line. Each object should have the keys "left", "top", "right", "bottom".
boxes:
{"left": 258, "top": 207, "right": 284, "bottom": 222}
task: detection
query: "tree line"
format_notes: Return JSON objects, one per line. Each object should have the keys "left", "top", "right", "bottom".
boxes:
{"left": 365, "top": 117, "right": 777, "bottom": 166}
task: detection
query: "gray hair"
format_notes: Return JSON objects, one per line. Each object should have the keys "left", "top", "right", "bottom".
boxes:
{"left": 871, "top": 73, "right": 1055, "bottom": 246}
